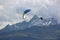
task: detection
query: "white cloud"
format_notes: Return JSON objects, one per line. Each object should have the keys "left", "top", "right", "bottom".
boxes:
{"left": 0, "top": 21, "right": 11, "bottom": 30}
{"left": 0, "top": 0, "right": 60, "bottom": 29}
{"left": 0, "top": 5, "right": 4, "bottom": 10}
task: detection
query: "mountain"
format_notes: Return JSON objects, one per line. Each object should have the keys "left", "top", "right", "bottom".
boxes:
{"left": 28, "top": 15, "right": 43, "bottom": 26}
{"left": 0, "top": 24, "right": 60, "bottom": 40}
{"left": 0, "top": 15, "right": 59, "bottom": 40}
{"left": 21, "top": 25, "right": 60, "bottom": 39}
{"left": 0, "top": 15, "right": 58, "bottom": 33}
{"left": 0, "top": 21, "right": 27, "bottom": 33}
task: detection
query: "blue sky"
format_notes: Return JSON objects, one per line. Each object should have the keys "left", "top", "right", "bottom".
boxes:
{"left": 0, "top": 0, "right": 60, "bottom": 29}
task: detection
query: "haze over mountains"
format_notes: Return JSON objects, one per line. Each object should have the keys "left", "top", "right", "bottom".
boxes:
{"left": 0, "top": 15, "right": 60, "bottom": 40}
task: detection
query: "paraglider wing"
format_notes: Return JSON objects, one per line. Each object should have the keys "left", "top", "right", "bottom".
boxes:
{"left": 23, "top": 9, "right": 31, "bottom": 19}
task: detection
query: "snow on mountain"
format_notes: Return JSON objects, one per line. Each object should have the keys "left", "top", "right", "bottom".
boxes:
{"left": 0, "top": 15, "right": 59, "bottom": 40}
{"left": 0, "top": 15, "right": 58, "bottom": 33}
{"left": 42, "top": 17, "right": 57, "bottom": 26}
{"left": 29, "top": 15, "right": 58, "bottom": 26}
{"left": 28, "top": 15, "right": 43, "bottom": 27}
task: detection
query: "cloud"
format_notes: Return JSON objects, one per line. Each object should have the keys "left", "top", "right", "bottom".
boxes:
{"left": 0, "top": 0, "right": 60, "bottom": 29}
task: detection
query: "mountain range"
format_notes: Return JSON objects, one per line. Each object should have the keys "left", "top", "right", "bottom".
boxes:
{"left": 0, "top": 15, "right": 60, "bottom": 40}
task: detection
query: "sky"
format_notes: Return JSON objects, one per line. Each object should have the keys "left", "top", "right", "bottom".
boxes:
{"left": 0, "top": 0, "right": 60, "bottom": 30}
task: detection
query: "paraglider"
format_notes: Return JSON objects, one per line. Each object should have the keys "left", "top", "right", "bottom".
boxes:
{"left": 23, "top": 9, "right": 31, "bottom": 19}
{"left": 40, "top": 17, "right": 43, "bottom": 20}
{"left": 23, "top": 8, "right": 43, "bottom": 20}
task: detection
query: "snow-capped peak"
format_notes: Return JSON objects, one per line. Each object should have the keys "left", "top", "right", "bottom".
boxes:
{"left": 29, "top": 15, "right": 57, "bottom": 26}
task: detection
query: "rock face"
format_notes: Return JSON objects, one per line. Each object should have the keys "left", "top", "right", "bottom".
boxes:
{"left": 0, "top": 15, "right": 59, "bottom": 40}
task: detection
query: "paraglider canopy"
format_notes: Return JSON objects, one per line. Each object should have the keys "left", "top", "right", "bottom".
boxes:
{"left": 23, "top": 9, "right": 31, "bottom": 19}
{"left": 24, "top": 9, "right": 31, "bottom": 14}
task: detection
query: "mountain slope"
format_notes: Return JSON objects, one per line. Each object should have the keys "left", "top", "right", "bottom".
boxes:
{"left": 0, "top": 15, "right": 42, "bottom": 33}
{"left": 0, "top": 24, "right": 60, "bottom": 40}
{"left": 0, "top": 15, "right": 59, "bottom": 40}
{"left": 0, "top": 15, "right": 58, "bottom": 33}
